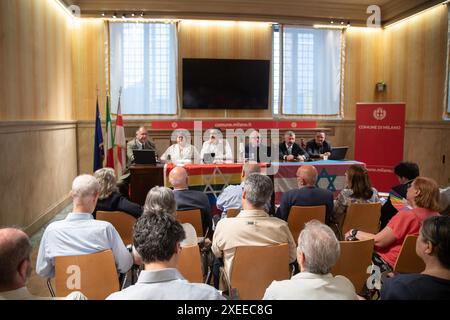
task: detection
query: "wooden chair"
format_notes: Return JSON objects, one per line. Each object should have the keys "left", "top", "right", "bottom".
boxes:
{"left": 48, "top": 250, "right": 120, "bottom": 300}
{"left": 223, "top": 243, "right": 290, "bottom": 300}
{"left": 341, "top": 202, "right": 381, "bottom": 238}
{"left": 331, "top": 239, "right": 374, "bottom": 294}
{"left": 178, "top": 244, "right": 204, "bottom": 283}
{"left": 96, "top": 211, "right": 137, "bottom": 245}
{"left": 393, "top": 235, "right": 425, "bottom": 274}
{"left": 176, "top": 209, "right": 203, "bottom": 236}
{"left": 226, "top": 208, "right": 240, "bottom": 218}
{"left": 288, "top": 205, "right": 326, "bottom": 244}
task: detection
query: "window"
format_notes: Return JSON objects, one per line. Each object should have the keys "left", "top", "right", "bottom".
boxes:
{"left": 273, "top": 26, "right": 342, "bottom": 116}
{"left": 110, "top": 22, "right": 177, "bottom": 115}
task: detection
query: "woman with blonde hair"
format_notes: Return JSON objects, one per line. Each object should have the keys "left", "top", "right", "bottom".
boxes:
{"left": 345, "top": 177, "right": 441, "bottom": 271}
{"left": 332, "top": 164, "right": 379, "bottom": 232}
{"left": 93, "top": 168, "right": 142, "bottom": 218}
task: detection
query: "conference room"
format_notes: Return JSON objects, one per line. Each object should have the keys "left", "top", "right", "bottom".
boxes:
{"left": 1, "top": 0, "right": 450, "bottom": 306}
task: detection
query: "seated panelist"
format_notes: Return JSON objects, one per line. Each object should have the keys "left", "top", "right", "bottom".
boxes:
{"left": 200, "top": 129, "right": 233, "bottom": 163}
{"left": 160, "top": 130, "right": 200, "bottom": 164}
{"left": 279, "top": 131, "right": 309, "bottom": 162}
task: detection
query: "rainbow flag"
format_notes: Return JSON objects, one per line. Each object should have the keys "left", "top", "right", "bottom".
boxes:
{"left": 389, "top": 192, "right": 409, "bottom": 211}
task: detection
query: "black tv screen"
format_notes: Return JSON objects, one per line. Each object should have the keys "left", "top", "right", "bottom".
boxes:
{"left": 182, "top": 58, "right": 270, "bottom": 109}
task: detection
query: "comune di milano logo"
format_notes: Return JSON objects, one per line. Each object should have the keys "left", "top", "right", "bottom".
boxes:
{"left": 373, "top": 107, "right": 387, "bottom": 120}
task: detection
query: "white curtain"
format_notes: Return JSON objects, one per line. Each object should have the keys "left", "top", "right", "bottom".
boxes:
{"left": 282, "top": 27, "right": 342, "bottom": 115}
{"left": 109, "top": 22, "right": 177, "bottom": 115}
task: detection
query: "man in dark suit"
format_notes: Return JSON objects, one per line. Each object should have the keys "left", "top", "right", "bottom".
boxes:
{"left": 118, "top": 126, "right": 158, "bottom": 197}
{"left": 275, "top": 165, "right": 334, "bottom": 225}
{"left": 279, "top": 131, "right": 309, "bottom": 161}
{"left": 244, "top": 130, "right": 271, "bottom": 163}
{"left": 379, "top": 162, "right": 419, "bottom": 230}
{"left": 169, "top": 166, "right": 212, "bottom": 237}
{"left": 306, "top": 131, "right": 332, "bottom": 159}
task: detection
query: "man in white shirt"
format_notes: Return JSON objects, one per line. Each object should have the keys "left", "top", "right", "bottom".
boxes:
{"left": 107, "top": 213, "right": 224, "bottom": 300}
{"left": 200, "top": 129, "right": 233, "bottom": 163}
{"left": 0, "top": 227, "right": 86, "bottom": 300}
{"left": 36, "top": 174, "right": 133, "bottom": 279}
{"left": 160, "top": 130, "right": 200, "bottom": 164}
{"left": 263, "top": 220, "right": 358, "bottom": 300}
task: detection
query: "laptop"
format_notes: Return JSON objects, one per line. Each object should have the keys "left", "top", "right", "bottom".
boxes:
{"left": 329, "top": 146, "right": 349, "bottom": 160}
{"left": 203, "top": 153, "right": 215, "bottom": 164}
{"left": 133, "top": 149, "right": 157, "bottom": 164}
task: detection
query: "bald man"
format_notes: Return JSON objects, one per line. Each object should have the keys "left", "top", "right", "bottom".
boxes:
{"left": 169, "top": 167, "right": 212, "bottom": 237}
{"left": 275, "top": 165, "right": 334, "bottom": 224}
{"left": 0, "top": 228, "right": 85, "bottom": 300}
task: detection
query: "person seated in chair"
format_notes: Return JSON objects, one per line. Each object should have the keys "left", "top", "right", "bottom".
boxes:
{"left": 106, "top": 213, "right": 225, "bottom": 300}
{"left": 381, "top": 215, "right": 450, "bottom": 300}
{"left": 380, "top": 162, "right": 420, "bottom": 230}
{"left": 36, "top": 175, "right": 133, "bottom": 279}
{"left": 200, "top": 128, "right": 233, "bottom": 163}
{"left": 263, "top": 220, "right": 358, "bottom": 300}
{"left": 306, "top": 131, "right": 331, "bottom": 160}
{"left": 160, "top": 130, "right": 200, "bottom": 164}
{"left": 275, "top": 165, "right": 334, "bottom": 225}
{"left": 279, "top": 131, "right": 309, "bottom": 162}
{"left": 93, "top": 168, "right": 143, "bottom": 219}
{"left": 245, "top": 130, "right": 271, "bottom": 163}
{"left": 212, "top": 173, "right": 297, "bottom": 288}
{"left": 169, "top": 166, "right": 212, "bottom": 237}
{"left": 0, "top": 227, "right": 86, "bottom": 300}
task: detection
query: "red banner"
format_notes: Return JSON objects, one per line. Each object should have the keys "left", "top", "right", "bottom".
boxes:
{"left": 148, "top": 120, "right": 316, "bottom": 130}
{"left": 355, "top": 103, "right": 406, "bottom": 192}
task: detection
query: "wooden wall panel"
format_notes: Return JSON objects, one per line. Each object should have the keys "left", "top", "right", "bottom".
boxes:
{"left": 178, "top": 21, "right": 273, "bottom": 119}
{"left": 0, "top": 0, "right": 73, "bottom": 121}
{"left": 383, "top": 5, "right": 447, "bottom": 121}
{"left": 72, "top": 19, "right": 107, "bottom": 120}
{"left": 343, "top": 28, "right": 384, "bottom": 120}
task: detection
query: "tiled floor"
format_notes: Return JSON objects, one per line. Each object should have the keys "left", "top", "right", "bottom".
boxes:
{"left": 27, "top": 204, "right": 72, "bottom": 297}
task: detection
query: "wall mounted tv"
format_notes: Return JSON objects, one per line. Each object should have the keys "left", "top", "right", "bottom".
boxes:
{"left": 182, "top": 58, "right": 270, "bottom": 109}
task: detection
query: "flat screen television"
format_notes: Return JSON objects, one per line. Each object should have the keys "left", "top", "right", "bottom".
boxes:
{"left": 182, "top": 58, "right": 270, "bottom": 109}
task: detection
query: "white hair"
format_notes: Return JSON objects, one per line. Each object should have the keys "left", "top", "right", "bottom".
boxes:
{"left": 71, "top": 174, "right": 100, "bottom": 199}
{"left": 298, "top": 220, "right": 340, "bottom": 274}
{"left": 243, "top": 173, "right": 273, "bottom": 208}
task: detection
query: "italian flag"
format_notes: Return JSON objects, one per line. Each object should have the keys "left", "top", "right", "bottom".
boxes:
{"left": 105, "top": 96, "right": 115, "bottom": 169}
{"left": 115, "top": 94, "right": 126, "bottom": 175}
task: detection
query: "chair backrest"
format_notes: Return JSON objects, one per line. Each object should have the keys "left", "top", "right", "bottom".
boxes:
{"left": 230, "top": 243, "right": 290, "bottom": 300}
{"left": 54, "top": 250, "right": 120, "bottom": 300}
{"left": 394, "top": 235, "right": 425, "bottom": 273}
{"left": 341, "top": 202, "right": 381, "bottom": 235}
{"left": 176, "top": 209, "right": 202, "bottom": 236}
{"left": 178, "top": 244, "right": 204, "bottom": 283}
{"left": 227, "top": 208, "right": 240, "bottom": 218}
{"left": 96, "top": 211, "right": 137, "bottom": 246}
{"left": 288, "top": 205, "right": 326, "bottom": 244}
{"left": 331, "top": 239, "right": 374, "bottom": 294}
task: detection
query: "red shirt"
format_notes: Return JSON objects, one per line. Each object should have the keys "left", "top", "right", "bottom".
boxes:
{"left": 376, "top": 207, "right": 439, "bottom": 267}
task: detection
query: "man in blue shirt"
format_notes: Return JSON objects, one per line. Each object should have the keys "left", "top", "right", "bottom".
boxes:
{"left": 36, "top": 175, "right": 133, "bottom": 279}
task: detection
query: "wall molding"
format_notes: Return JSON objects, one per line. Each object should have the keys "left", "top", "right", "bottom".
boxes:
{"left": 0, "top": 121, "right": 77, "bottom": 134}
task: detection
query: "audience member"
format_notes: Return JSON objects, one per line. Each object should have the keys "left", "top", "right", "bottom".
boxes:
{"left": 380, "top": 162, "right": 420, "bottom": 230}
{"left": 169, "top": 167, "right": 212, "bottom": 236}
{"left": 36, "top": 174, "right": 133, "bottom": 278}
{"left": 276, "top": 165, "right": 334, "bottom": 225}
{"left": 263, "top": 220, "right": 358, "bottom": 300}
{"left": 306, "top": 131, "right": 331, "bottom": 159}
{"left": 93, "top": 168, "right": 142, "bottom": 219}
{"left": 160, "top": 130, "right": 200, "bottom": 164}
{"left": 216, "top": 163, "right": 266, "bottom": 218}
{"left": 106, "top": 213, "right": 224, "bottom": 300}
{"left": 245, "top": 130, "right": 271, "bottom": 163}
{"left": 381, "top": 215, "right": 450, "bottom": 299}
{"left": 332, "top": 164, "right": 379, "bottom": 235}
{"left": 439, "top": 186, "right": 450, "bottom": 216}
{"left": 212, "top": 173, "right": 297, "bottom": 286}
{"left": 0, "top": 227, "right": 86, "bottom": 300}
{"left": 279, "top": 131, "right": 309, "bottom": 161}
{"left": 144, "top": 186, "right": 197, "bottom": 246}
{"left": 200, "top": 128, "right": 233, "bottom": 163}
{"left": 345, "top": 177, "right": 441, "bottom": 271}
{"left": 118, "top": 126, "right": 158, "bottom": 196}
